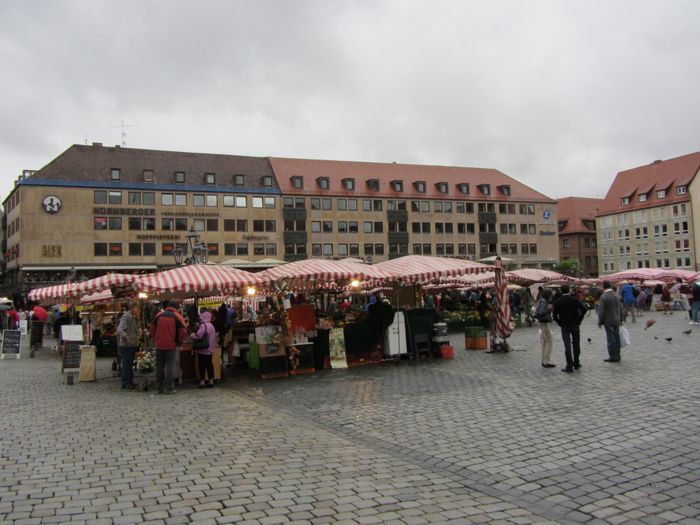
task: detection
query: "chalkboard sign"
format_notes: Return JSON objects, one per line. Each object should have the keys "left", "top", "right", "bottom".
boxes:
{"left": 62, "top": 342, "right": 82, "bottom": 372}
{"left": 1, "top": 329, "right": 22, "bottom": 359}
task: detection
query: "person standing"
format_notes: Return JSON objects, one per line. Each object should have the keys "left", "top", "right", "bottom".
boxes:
{"left": 192, "top": 310, "right": 217, "bottom": 388}
{"left": 150, "top": 300, "right": 187, "bottom": 394}
{"left": 691, "top": 279, "right": 700, "bottom": 325}
{"left": 598, "top": 281, "right": 624, "bottom": 362}
{"left": 535, "top": 288, "right": 555, "bottom": 368}
{"left": 620, "top": 282, "right": 637, "bottom": 323}
{"left": 116, "top": 302, "right": 140, "bottom": 390}
{"left": 553, "top": 285, "right": 588, "bottom": 373}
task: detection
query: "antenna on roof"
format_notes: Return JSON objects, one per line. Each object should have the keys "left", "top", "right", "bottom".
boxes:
{"left": 110, "top": 119, "right": 133, "bottom": 147}
{"left": 84, "top": 133, "right": 88, "bottom": 145}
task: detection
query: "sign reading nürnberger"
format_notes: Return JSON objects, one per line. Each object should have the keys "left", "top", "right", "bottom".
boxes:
{"left": 92, "top": 207, "right": 156, "bottom": 216}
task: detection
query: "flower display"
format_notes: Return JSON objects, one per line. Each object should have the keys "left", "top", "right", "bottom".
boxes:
{"left": 135, "top": 351, "right": 155, "bottom": 373}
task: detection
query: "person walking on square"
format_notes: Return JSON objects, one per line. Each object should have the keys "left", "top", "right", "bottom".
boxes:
{"left": 116, "top": 301, "right": 140, "bottom": 389}
{"left": 535, "top": 288, "right": 555, "bottom": 368}
{"left": 598, "top": 281, "right": 624, "bottom": 362}
{"left": 192, "top": 310, "right": 217, "bottom": 388}
{"left": 553, "top": 285, "right": 587, "bottom": 373}
{"left": 150, "top": 300, "right": 187, "bottom": 394}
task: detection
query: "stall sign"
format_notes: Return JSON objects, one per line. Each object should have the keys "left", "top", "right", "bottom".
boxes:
{"left": 1, "top": 329, "right": 22, "bottom": 359}
{"left": 62, "top": 342, "right": 81, "bottom": 372}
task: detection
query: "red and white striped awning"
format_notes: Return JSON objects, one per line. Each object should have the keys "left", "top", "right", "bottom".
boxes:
{"left": 259, "top": 259, "right": 390, "bottom": 285}
{"left": 372, "top": 255, "right": 491, "bottom": 283}
{"left": 135, "top": 264, "right": 263, "bottom": 295}
{"left": 506, "top": 268, "right": 575, "bottom": 285}
{"left": 74, "top": 273, "right": 139, "bottom": 294}
{"left": 28, "top": 283, "right": 77, "bottom": 302}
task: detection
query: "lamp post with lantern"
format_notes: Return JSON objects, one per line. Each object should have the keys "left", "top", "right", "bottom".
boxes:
{"left": 172, "top": 229, "right": 209, "bottom": 266}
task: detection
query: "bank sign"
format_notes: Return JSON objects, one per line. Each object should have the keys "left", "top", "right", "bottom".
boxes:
{"left": 539, "top": 210, "right": 555, "bottom": 225}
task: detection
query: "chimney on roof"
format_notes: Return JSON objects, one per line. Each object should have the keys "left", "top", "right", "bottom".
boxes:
{"left": 652, "top": 159, "right": 662, "bottom": 165}
{"left": 92, "top": 142, "right": 103, "bottom": 147}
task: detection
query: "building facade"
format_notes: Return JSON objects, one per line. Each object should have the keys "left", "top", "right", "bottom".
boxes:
{"left": 556, "top": 196, "right": 601, "bottom": 277}
{"left": 596, "top": 152, "right": 700, "bottom": 275}
{"left": 1, "top": 143, "right": 559, "bottom": 297}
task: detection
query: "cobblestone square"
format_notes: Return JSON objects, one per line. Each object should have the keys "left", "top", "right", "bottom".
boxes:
{"left": 1, "top": 310, "right": 698, "bottom": 524}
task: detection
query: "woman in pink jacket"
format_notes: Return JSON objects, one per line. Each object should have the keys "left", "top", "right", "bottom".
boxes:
{"left": 192, "top": 310, "right": 217, "bottom": 388}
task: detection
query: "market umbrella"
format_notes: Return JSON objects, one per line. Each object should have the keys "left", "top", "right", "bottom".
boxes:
{"left": 491, "top": 257, "right": 514, "bottom": 351}
{"left": 604, "top": 268, "right": 693, "bottom": 283}
{"left": 372, "top": 255, "right": 491, "bottom": 283}
{"left": 135, "top": 264, "right": 263, "bottom": 296}
{"left": 27, "top": 282, "right": 77, "bottom": 302}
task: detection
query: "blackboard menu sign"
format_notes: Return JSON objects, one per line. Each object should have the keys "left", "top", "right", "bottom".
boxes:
{"left": 62, "top": 342, "right": 82, "bottom": 372}
{"left": 1, "top": 329, "right": 22, "bottom": 359}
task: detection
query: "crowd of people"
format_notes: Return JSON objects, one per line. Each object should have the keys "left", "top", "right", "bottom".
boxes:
{"left": 532, "top": 278, "right": 700, "bottom": 372}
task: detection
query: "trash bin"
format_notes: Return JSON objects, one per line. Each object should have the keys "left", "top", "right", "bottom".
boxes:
{"left": 30, "top": 321, "right": 44, "bottom": 350}
{"left": 79, "top": 345, "right": 97, "bottom": 382}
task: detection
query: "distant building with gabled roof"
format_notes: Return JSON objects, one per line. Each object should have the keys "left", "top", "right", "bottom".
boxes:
{"left": 557, "top": 197, "right": 602, "bottom": 277}
{"left": 596, "top": 151, "right": 700, "bottom": 275}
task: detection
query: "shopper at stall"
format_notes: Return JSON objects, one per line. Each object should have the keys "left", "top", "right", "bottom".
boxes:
{"left": 192, "top": 310, "right": 217, "bottom": 388}
{"left": 150, "top": 300, "right": 187, "bottom": 394}
{"left": 116, "top": 301, "right": 140, "bottom": 390}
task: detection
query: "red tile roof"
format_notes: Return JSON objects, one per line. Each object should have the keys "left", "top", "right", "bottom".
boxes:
{"left": 557, "top": 197, "right": 602, "bottom": 234}
{"left": 269, "top": 157, "right": 555, "bottom": 202}
{"left": 597, "top": 151, "right": 700, "bottom": 216}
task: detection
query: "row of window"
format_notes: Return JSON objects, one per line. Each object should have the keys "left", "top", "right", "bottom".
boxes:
{"left": 600, "top": 204, "right": 688, "bottom": 229}
{"left": 601, "top": 222, "right": 690, "bottom": 242}
{"left": 562, "top": 238, "right": 598, "bottom": 249}
{"left": 620, "top": 186, "right": 687, "bottom": 205}
{"left": 109, "top": 168, "right": 274, "bottom": 188}
{"left": 290, "top": 175, "right": 511, "bottom": 197}
{"left": 94, "top": 242, "right": 278, "bottom": 257}
{"left": 91, "top": 216, "right": 546, "bottom": 236}
{"left": 94, "top": 190, "right": 276, "bottom": 209}
{"left": 601, "top": 239, "right": 691, "bottom": 257}
{"left": 602, "top": 257, "right": 693, "bottom": 272}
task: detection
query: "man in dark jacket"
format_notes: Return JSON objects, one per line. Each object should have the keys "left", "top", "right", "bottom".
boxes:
{"left": 553, "top": 284, "right": 588, "bottom": 373}
{"left": 150, "top": 300, "right": 187, "bottom": 394}
{"left": 597, "top": 281, "right": 624, "bottom": 362}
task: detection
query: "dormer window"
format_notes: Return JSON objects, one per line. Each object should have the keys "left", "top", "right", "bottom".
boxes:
{"left": 478, "top": 184, "right": 491, "bottom": 195}
{"left": 621, "top": 197, "right": 630, "bottom": 205}
{"left": 232, "top": 174, "right": 244, "bottom": 186}
{"left": 262, "top": 176, "right": 273, "bottom": 188}
{"left": 457, "top": 183, "right": 470, "bottom": 194}
{"left": 204, "top": 173, "right": 216, "bottom": 184}
{"left": 436, "top": 182, "right": 448, "bottom": 194}
{"left": 638, "top": 194, "right": 647, "bottom": 202}
{"left": 142, "top": 170, "right": 154, "bottom": 183}
{"left": 414, "top": 181, "right": 426, "bottom": 193}
{"left": 110, "top": 168, "right": 121, "bottom": 181}
{"left": 174, "top": 171, "right": 185, "bottom": 184}
{"left": 291, "top": 176, "right": 304, "bottom": 189}
{"left": 497, "top": 185, "right": 511, "bottom": 196}
{"left": 317, "top": 177, "right": 330, "bottom": 190}
{"left": 656, "top": 190, "right": 666, "bottom": 199}
{"left": 558, "top": 220, "right": 568, "bottom": 231}
{"left": 677, "top": 185, "right": 687, "bottom": 195}
{"left": 342, "top": 178, "right": 355, "bottom": 191}
{"left": 367, "top": 179, "right": 380, "bottom": 191}
{"left": 391, "top": 180, "right": 403, "bottom": 192}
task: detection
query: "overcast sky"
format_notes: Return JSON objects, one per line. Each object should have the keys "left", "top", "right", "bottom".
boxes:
{"left": 1, "top": 0, "right": 699, "bottom": 202}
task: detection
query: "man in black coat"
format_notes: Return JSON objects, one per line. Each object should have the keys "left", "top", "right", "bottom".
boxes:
{"left": 553, "top": 284, "right": 588, "bottom": 373}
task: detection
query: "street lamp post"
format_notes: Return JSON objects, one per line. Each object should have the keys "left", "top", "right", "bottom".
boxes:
{"left": 171, "top": 229, "right": 209, "bottom": 266}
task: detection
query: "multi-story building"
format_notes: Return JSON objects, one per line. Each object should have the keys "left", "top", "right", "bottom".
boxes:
{"left": 1, "top": 143, "right": 559, "bottom": 297}
{"left": 556, "top": 197, "right": 602, "bottom": 277}
{"left": 596, "top": 151, "right": 700, "bottom": 275}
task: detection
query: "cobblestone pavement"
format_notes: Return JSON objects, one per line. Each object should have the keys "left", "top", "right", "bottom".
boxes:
{"left": 1, "top": 310, "right": 699, "bottom": 524}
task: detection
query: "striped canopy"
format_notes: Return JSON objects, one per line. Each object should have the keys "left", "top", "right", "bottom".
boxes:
{"left": 604, "top": 268, "right": 696, "bottom": 283}
{"left": 259, "top": 259, "right": 390, "bottom": 285}
{"left": 80, "top": 289, "right": 115, "bottom": 305}
{"left": 135, "top": 264, "right": 262, "bottom": 295}
{"left": 506, "top": 268, "right": 574, "bottom": 285}
{"left": 28, "top": 283, "right": 77, "bottom": 302}
{"left": 74, "top": 273, "right": 138, "bottom": 294}
{"left": 372, "top": 255, "right": 491, "bottom": 283}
